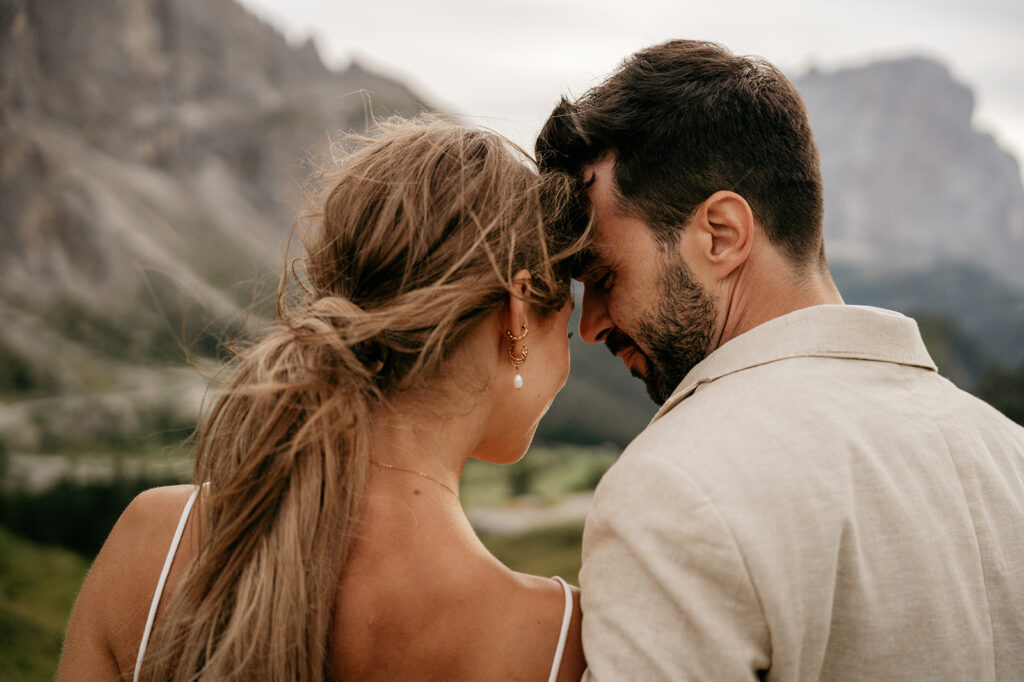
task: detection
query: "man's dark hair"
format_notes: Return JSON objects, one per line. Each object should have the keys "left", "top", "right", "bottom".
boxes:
{"left": 536, "top": 40, "right": 825, "bottom": 266}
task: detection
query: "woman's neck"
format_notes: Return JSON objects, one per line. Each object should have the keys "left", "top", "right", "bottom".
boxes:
{"left": 357, "top": 456, "right": 501, "bottom": 586}
{"left": 360, "top": 399, "right": 499, "bottom": 561}
{"left": 369, "top": 402, "right": 481, "bottom": 493}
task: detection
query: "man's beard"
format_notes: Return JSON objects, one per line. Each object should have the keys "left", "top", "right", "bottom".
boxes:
{"left": 605, "top": 257, "right": 717, "bottom": 405}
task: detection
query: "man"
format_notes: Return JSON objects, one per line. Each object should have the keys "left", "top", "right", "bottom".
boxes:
{"left": 537, "top": 40, "right": 1024, "bottom": 680}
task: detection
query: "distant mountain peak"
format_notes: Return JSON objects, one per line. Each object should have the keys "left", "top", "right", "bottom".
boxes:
{"left": 797, "top": 55, "right": 1024, "bottom": 288}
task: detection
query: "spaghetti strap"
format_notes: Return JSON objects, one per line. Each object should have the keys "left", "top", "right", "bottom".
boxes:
{"left": 548, "top": 576, "right": 574, "bottom": 682}
{"left": 134, "top": 485, "right": 202, "bottom": 682}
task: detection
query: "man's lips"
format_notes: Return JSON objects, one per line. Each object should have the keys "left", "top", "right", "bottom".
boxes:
{"left": 617, "top": 346, "right": 643, "bottom": 374}
{"left": 606, "top": 330, "right": 645, "bottom": 375}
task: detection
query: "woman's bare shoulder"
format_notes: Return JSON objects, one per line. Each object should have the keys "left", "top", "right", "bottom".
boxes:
{"left": 112, "top": 484, "right": 198, "bottom": 541}
{"left": 57, "top": 484, "right": 198, "bottom": 680}
{"left": 556, "top": 581, "right": 585, "bottom": 682}
{"left": 471, "top": 571, "right": 585, "bottom": 681}
{"left": 333, "top": 558, "right": 585, "bottom": 681}
{"left": 98, "top": 484, "right": 199, "bottom": 594}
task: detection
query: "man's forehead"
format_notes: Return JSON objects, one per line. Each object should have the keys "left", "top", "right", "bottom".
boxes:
{"left": 573, "top": 247, "right": 598, "bottom": 278}
{"left": 583, "top": 157, "right": 613, "bottom": 197}
{"left": 584, "top": 157, "right": 633, "bottom": 222}
{"left": 574, "top": 171, "right": 625, "bottom": 276}
{"left": 574, "top": 236, "right": 614, "bottom": 279}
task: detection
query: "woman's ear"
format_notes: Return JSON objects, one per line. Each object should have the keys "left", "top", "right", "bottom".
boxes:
{"left": 505, "top": 269, "right": 532, "bottom": 338}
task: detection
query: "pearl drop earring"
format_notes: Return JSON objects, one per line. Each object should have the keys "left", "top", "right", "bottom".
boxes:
{"left": 506, "top": 323, "right": 529, "bottom": 389}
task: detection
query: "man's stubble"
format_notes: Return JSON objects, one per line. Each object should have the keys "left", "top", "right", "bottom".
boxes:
{"left": 607, "top": 255, "right": 717, "bottom": 405}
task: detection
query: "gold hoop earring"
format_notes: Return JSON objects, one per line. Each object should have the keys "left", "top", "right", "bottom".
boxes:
{"left": 506, "top": 322, "right": 529, "bottom": 390}
{"left": 506, "top": 323, "right": 528, "bottom": 342}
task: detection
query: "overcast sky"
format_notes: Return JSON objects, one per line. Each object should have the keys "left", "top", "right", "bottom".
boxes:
{"left": 238, "top": 0, "right": 1024, "bottom": 174}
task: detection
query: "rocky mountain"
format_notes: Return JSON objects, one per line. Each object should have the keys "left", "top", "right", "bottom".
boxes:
{"left": 797, "top": 57, "right": 1024, "bottom": 289}
{"left": 0, "top": 0, "right": 426, "bottom": 386}
{"left": 1, "top": 1, "right": 1022, "bottom": 459}
{"left": 0, "top": 0, "right": 431, "bottom": 462}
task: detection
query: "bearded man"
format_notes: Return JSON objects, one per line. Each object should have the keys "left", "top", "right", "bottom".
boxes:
{"left": 538, "top": 39, "right": 1024, "bottom": 681}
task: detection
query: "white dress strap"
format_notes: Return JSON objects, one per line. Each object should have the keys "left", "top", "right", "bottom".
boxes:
{"left": 548, "top": 576, "right": 574, "bottom": 682}
{"left": 134, "top": 485, "right": 202, "bottom": 682}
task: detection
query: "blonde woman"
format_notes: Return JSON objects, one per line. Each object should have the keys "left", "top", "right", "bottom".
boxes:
{"left": 58, "top": 118, "right": 587, "bottom": 681}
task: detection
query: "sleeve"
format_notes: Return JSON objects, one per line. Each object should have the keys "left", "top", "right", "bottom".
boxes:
{"left": 579, "top": 452, "right": 770, "bottom": 681}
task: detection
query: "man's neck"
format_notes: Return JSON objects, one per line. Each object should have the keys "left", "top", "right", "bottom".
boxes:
{"left": 716, "top": 260, "right": 843, "bottom": 349}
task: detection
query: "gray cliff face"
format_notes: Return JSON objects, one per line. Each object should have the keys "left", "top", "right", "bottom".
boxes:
{"left": 0, "top": 0, "right": 428, "bottom": 376}
{"left": 797, "top": 57, "right": 1024, "bottom": 287}
{"left": 1, "top": 4, "right": 1022, "bottom": 450}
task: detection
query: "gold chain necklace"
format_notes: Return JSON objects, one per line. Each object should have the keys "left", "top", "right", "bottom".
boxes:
{"left": 370, "top": 459, "right": 459, "bottom": 498}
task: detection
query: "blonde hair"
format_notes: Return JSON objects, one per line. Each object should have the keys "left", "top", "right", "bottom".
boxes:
{"left": 138, "top": 117, "right": 587, "bottom": 681}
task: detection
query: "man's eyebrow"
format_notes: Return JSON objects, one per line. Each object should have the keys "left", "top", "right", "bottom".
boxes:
{"left": 571, "top": 248, "right": 598, "bottom": 279}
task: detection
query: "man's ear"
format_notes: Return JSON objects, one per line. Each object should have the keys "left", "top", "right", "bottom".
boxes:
{"left": 505, "top": 269, "right": 532, "bottom": 339}
{"left": 683, "top": 190, "right": 754, "bottom": 280}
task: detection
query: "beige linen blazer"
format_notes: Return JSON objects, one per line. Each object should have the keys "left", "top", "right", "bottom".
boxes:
{"left": 580, "top": 305, "right": 1024, "bottom": 681}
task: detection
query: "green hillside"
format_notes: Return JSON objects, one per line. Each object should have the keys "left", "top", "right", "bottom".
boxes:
{"left": 0, "top": 529, "right": 88, "bottom": 681}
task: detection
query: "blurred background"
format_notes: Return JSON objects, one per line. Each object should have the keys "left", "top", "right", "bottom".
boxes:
{"left": 1, "top": 0, "right": 1023, "bottom": 677}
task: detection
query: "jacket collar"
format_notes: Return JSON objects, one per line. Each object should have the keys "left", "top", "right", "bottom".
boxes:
{"left": 650, "top": 305, "right": 937, "bottom": 424}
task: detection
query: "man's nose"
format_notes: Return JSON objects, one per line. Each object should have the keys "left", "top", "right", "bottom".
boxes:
{"left": 579, "top": 285, "right": 613, "bottom": 344}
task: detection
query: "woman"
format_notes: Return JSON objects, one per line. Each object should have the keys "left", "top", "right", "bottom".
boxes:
{"left": 57, "top": 117, "right": 588, "bottom": 681}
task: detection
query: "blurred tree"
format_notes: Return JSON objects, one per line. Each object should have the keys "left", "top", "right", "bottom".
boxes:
{"left": 507, "top": 459, "right": 536, "bottom": 497}
{"left": 976, "top": 362, "right": 1024, "bottom": 426}
{"left": 913, "top": 312, "right": 992, "bottom": 389}
{"left": 0, "top": 472, "right": 186, "bottom": 557}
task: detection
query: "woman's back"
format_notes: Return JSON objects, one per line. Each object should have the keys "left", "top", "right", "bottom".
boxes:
{"left": 331, "top": 470, "right": 583, "bottom": 680}
{"left": 58, "top": 486, "right": 201, "bottom": 679}
{"left": 60, "top": 483, "right": 583, "bottom": 680}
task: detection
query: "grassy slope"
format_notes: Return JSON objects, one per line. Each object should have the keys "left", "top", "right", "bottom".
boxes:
{"left": 479, "top": 525, "right": 584, "bottom": 585}
{"left": 0, "top": 529, "right": 88, "bottom": 681}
